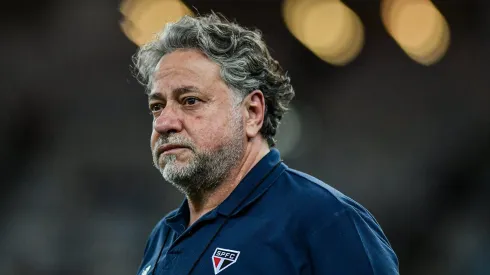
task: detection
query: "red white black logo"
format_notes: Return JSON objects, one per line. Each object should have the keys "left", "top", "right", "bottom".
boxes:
{"left": 212, "top": 247, "right": 240, "bottom": 274}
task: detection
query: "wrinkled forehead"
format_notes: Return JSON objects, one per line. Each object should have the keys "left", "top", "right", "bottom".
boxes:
{"left": 150, "top": 49, "right": 222, "bottom": 91}
{"left": 148, "top": 50, "right": 239, "bottom": 102}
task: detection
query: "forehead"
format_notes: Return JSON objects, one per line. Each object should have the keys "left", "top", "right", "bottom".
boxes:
{"left": 152, "top": 49, "right": 223, "bottom": 93}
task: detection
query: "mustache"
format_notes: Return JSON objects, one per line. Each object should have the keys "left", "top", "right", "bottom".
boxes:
{"left": 153, "top": 135, "right": 195, "bottom": 155}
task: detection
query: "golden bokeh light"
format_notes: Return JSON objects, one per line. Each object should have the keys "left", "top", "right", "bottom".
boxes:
{"left": 381, "top": 0, "right": 450, "bottom": 65}
{"left": 283, "top": 0, "right": 320, "bottom": 40}
{"left": 283, "top": 0, "right": 364, "bottom": 66}
{"left": 120, "top": 0, "right": 193, "bottom": 46}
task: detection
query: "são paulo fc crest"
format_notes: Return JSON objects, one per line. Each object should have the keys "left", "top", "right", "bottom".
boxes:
{"left": 212, "top": 247, "right": 240, "bottom": 274}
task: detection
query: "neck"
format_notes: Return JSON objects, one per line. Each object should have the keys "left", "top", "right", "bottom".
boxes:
{"left": 186, "top": 139, "right": 270, "bottom": 227}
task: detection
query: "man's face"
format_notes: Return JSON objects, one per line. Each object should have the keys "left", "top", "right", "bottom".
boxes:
{"left": 148, "top": 49, "right": 246, "bottom": 196}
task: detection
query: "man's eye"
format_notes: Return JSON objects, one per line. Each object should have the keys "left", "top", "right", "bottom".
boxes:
{"left": 149, "top": 103, "right": 163, "bottom": 112}
{"left": 182, "top": 97, "right": 200, "bottom": 106}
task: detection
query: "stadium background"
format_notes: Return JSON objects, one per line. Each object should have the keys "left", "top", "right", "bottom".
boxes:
{"left": 0, "top": 0, "right": 489, "bottom": 274}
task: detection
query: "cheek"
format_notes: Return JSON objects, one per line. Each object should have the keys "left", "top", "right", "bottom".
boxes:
{"left": 190, "top": 114, "right": 237, "bottom": 149}
{"left": 150, "top": 130, "right": 159, "bottom": 149}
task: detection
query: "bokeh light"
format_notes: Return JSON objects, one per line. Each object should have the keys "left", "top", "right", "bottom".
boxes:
{"left": 120, "top": 0, "right": 193, "bottom": 46}
{"left": 381, "top": 0, "right": 451, "bottom": 65}
{"left": 283, "top": 0, "right": 365, "bottom": 65}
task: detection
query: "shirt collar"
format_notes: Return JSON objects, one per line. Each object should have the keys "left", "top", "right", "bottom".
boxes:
{"left": 216, "top": 148, "right": 284, "bottom": 217}
{"left": 164, "top": 199, "right": 190, "bottom": 235}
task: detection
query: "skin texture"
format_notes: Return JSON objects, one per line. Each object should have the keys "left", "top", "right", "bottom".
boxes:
{"left": 148, "top": 49, "right": 270, "bottom": 226}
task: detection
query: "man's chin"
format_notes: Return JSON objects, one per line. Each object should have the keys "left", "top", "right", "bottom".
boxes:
{"left": 160, "top": 160, "right": 194, "bottom": 176}
{"left": 162, "top": 167, "right": 196, "bottom": 186}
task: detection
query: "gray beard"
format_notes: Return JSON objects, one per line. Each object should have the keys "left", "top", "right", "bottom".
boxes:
{"left": 160, "top": 141, "right": 243, "bottom": 198}
{"left": 152, "top": 114, "right": 245, "bottom": 198}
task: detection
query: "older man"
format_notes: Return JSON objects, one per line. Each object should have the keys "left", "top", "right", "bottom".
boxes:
{"left": 133, "top": 13, "right": 398, "bottom": 275}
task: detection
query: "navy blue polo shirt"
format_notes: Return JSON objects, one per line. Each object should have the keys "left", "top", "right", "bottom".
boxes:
{"left": 137, "top": 149, "right": 399, "bottom": 275}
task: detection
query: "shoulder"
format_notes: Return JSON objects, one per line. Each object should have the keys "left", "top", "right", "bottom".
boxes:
{"left": 276, "top": 168, "right": 399, "bottom": 273}
{"left": 275, "top": 167, "right": 378, "bottom": 230}
{"left": 279, "top": 167, "right": 368, "bottom": 214}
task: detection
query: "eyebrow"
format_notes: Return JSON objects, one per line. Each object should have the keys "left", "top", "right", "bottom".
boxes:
{"left": 148, "top": 86, "right": 201, "bottom": 101}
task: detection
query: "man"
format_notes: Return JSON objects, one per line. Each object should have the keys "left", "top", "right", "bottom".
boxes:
{"left": 133, "top": 13, "right": 399, "bottom": 275}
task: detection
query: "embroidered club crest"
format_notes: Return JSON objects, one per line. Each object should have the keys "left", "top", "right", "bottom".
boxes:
{"left": 212, "top": 247, "right": 240, "bottom": 274}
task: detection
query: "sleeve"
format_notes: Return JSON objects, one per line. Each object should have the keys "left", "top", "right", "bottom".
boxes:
{"left": 306, "top": 208, "right": 399, "bottom": 275}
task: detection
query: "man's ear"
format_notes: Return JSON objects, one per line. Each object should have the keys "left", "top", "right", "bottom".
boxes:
{"left": 243, "top": 90, "right": 266, "bottom": 139}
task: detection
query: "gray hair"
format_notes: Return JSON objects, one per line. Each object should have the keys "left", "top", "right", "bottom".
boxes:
{"left": 132, "top": 13, "right": 295, "bottom": 147}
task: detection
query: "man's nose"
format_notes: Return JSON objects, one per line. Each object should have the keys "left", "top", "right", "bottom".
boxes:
{"left": 153, "top": 104, "right": 183, "bottom": 134}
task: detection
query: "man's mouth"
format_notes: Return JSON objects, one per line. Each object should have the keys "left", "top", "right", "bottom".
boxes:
{"left": 157, "top": 144, "right": 190, "bottom": 156}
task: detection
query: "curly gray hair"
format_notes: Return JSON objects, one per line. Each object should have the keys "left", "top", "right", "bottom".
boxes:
{"left": 132, "top": 13, "right": 295, "bottom": 147}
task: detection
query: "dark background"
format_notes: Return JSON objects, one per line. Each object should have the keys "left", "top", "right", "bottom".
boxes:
{"left": 1, "top": 0, "right": 489, "bottom": 274}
